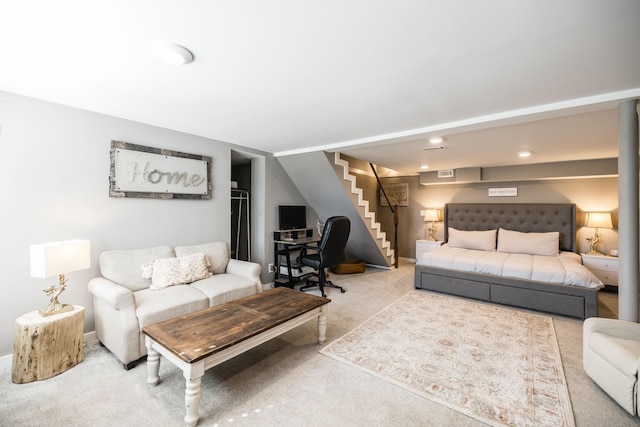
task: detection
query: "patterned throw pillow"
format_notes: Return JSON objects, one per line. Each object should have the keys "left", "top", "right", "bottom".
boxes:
{"left": 174, "top": 242, "right": 229, "bottom": 274}
{"left": 141, "top": 252, "right": 212, "bottom": 291}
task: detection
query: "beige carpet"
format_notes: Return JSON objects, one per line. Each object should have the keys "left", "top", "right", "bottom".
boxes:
{"left": 3, "top": 261, "right": 636, "bottom": 426}
{"left": 321, "top": 290, "right": 575, "bottom": 427}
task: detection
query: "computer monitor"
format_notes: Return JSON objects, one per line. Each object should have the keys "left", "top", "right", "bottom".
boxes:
{"left": 278, "top": 205, "right": 306, "bottom": 230}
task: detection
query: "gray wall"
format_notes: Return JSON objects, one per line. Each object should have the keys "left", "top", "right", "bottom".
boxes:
{"left": 374, "top": 175, "right": 619, "bottom": 258}
{"left": 343, "top": 155, "right": 618, "bottom": 260}
{"left": 0, "top": 96, "right": 306, "bottom": 358}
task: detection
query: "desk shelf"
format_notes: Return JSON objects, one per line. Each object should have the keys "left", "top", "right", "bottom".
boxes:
{"left": 273, "top": 229, "right": 317, "bottom": 288}
{"left": 274, "top": 228, "right": 313, "bottom": 241}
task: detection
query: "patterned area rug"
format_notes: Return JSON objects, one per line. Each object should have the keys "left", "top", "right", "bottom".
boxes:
{"left": 320, "top": 291, "right": 575, "bottom": 427}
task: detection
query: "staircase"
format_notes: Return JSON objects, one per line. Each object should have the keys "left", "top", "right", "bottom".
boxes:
{"left": 277, "top": 151, "right": 394, "bottom": 268}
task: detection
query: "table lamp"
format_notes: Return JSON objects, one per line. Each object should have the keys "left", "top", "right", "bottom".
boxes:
{"left": 423, "top": 209, "right": 441, "bottom": 241}
{"left": 584, "top": 212, "right": 613, "bottom": 255}
{"left": 30, "top": 240, "right": 91, "bottom": 316}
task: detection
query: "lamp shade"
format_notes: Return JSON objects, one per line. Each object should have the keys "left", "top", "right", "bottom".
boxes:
{"left": 30, "top": 240, "right": 91, "bottom": 278}
{"left": 585, "top": 212, "right": 613, "bottom": 229}
{"left": 423, "top": 209, "right": 441, "bottom": 222}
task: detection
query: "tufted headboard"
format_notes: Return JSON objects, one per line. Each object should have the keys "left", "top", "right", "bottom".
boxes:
{"left": 444, "top": 203, "right": 577, "bottom": 252}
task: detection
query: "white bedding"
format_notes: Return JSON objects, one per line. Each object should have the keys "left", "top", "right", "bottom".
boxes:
{"left": 417, "top": 244, "right": 604, "bottom": 289}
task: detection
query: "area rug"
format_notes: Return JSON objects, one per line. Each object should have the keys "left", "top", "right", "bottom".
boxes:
{"left": 320, "top": 291, "right": 575, "bottom": 427}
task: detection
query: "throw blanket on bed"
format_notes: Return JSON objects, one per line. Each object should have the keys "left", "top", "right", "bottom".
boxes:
{"left": 417, "top": 245, "right": 604, "bottom": 289}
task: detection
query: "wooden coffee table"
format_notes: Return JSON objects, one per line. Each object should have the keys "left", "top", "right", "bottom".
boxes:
{"left": 142, "top": 287, "right": 330, "bottom": 426}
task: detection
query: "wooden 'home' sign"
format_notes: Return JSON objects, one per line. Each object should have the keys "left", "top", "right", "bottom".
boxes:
{"left": 109, "top": 140, "right": 212, "bottom": 199}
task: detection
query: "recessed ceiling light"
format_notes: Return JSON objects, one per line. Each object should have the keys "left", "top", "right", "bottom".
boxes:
{"left": 429, "top": 137, "right": 444, "bottom": 144}
{"left": 151, "top": 42, "right": 194, "bottom": 65}
{"left": 518, "top": 151, "right": 532, "bottom": 158}
{"left": 420, "top": 164, "right": 429, "bottom": 170}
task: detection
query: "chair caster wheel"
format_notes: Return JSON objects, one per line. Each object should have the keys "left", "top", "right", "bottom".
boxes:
{"left": 340, "top": 289, "right": 346, "bottom": 293}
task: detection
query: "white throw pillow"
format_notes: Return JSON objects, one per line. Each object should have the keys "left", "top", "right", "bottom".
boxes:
{"left": 447, "top": 228, "right": 497, "bottom": 251}
{"left": 142, "top": 252, "right": 212, "bottom": 291}
{"left": 175, "top": 241, "right": 229, "bottom": 274}
{"left": 497, "top": 228, "right": 559, "bottom": 256}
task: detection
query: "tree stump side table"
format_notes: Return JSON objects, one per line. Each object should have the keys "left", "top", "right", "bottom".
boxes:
{"left": 12, "top": 305, "right": 85, "bottom": 384}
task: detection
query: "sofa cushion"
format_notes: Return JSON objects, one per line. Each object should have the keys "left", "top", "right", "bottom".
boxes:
{"left": 175, "top": 241, "right": 229, "bottom": 274}
{"left": 143, "top": 253, "right": 212, "bottom": 290}
{"left": 190, "top": 274, "right": 258, "bottom": 306}
{"left": 134, "top": 285, "right": 209, "bottom": 329}
{"left": 100, "top": 246, "right": 175, "bottom": 292}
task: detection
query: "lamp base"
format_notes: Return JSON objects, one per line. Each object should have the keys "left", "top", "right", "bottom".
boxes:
{"left": 427, "top": 221, "right": 438, "bottom": 241}
{"left": 39, "top": 304, "right": 73, "bottom": 317}
{"left": 40, "top": 273, "right": 70, "bottom": 317}
{"left": 585, "top": 250, "right": 605, "bottom": 256}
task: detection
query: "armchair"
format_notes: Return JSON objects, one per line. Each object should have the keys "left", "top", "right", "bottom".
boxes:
{"left": 583, "top": 317, "right": 640, "bottom": 415}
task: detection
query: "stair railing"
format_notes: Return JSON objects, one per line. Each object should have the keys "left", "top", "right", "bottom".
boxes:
{"left": 370, "top": 163, "right": 398, "bottom": 268}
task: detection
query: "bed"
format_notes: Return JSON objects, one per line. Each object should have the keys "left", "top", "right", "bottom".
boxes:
{"left": 414, "top": 203, "right": 602, "bottom": 319}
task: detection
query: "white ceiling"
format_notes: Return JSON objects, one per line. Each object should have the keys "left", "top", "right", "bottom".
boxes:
{"left": 2, "top": 1, "right": 639, "bottom": 175}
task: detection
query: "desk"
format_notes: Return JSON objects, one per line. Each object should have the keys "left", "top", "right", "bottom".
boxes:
{"left": 273, "top": 230, "right": 318, "bottom": 288}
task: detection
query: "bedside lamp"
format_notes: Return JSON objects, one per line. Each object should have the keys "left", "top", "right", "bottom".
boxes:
{"left": 30, "top": 240, "right": 91, "bottom": 317}
{"left": 584, "top": 212, "right": 613, "bottom": 255}
{"left": 423, "top": 209, "right": 441, "bottom": 241}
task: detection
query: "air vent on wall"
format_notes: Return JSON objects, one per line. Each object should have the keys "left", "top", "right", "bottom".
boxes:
{"left": 437, "top": 169, "right": 454, "bottom": 178}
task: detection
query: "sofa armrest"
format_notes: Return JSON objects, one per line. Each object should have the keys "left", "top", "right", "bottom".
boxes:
{"left": 584, "top": 317, "right": 640, "bottom": 341}
{"left": 88, "top": 277, "right": 135, "bottom": 311}
{"left": 226, "top": 258, "right": 263, "bottom": 292}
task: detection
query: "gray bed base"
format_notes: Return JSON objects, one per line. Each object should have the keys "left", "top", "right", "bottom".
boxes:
{"left": 414, "top": 203, "right": 599, "bottom": 319}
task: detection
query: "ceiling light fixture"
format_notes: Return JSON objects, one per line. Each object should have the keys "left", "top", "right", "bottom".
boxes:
{"left": 518, "top": 151, "right": 532, "bottom": 158}
{"left": 429, "top": 137, "right": 445, "bottom": 144}
{"left": 420, "top": 164, "right": 429, "bottom": 170}
{"left": 151, "top": 42, "right": 194, "bottom": 65}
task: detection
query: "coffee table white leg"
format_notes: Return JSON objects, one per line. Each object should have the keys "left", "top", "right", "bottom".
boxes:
{"left": 145, "top": 336, "right": 160, "bottom": 385}
{"left": 318, "top": 305, "right": 328, "bottom": 344}
{"left": 184, "top": 362, "right": 205, "bottom": 427}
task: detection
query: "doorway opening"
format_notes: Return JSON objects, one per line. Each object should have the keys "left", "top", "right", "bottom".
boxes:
{"left": 231, "top": 150, "right": 253, "bottom": 261}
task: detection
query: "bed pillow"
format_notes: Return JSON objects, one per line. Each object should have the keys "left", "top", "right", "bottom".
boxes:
{"left": 447, "top": 228, "right": 497, "bottom": 251}
{"left": 142, "top": 252, "right": 212, "bottom": 290}
{"left": 497, "top": 228, "right": 559, "bottom": 256}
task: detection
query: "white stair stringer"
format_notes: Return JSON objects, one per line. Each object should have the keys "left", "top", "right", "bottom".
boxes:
{"left": 334, "top": 152, "right": 395, "bottom": 266}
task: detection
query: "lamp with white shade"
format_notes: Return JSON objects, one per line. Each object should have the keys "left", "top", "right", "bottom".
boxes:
{"left": 30, "top": 240, "right": 91, "bottom": 316}
{"left": 423, "top": 209, "right": 441, "bottom": 241}
{"left": 584, "top": 212, "right": 613, "bottom": 255}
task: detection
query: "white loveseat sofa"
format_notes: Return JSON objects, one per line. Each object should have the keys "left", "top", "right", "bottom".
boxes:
{"left": 88, "top": 241, "right": 262, "bottom": 369}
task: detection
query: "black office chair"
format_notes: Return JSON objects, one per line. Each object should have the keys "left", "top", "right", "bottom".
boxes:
{"left": 299, "top": 216, "right": 350, "bottom": 298}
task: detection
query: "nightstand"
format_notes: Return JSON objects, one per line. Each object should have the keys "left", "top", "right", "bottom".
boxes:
{"left": 581, "top": 254, "right": 619, "bottom": 287}
{"left": 416, "top": 240, "right": 443, "bottom": 260}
